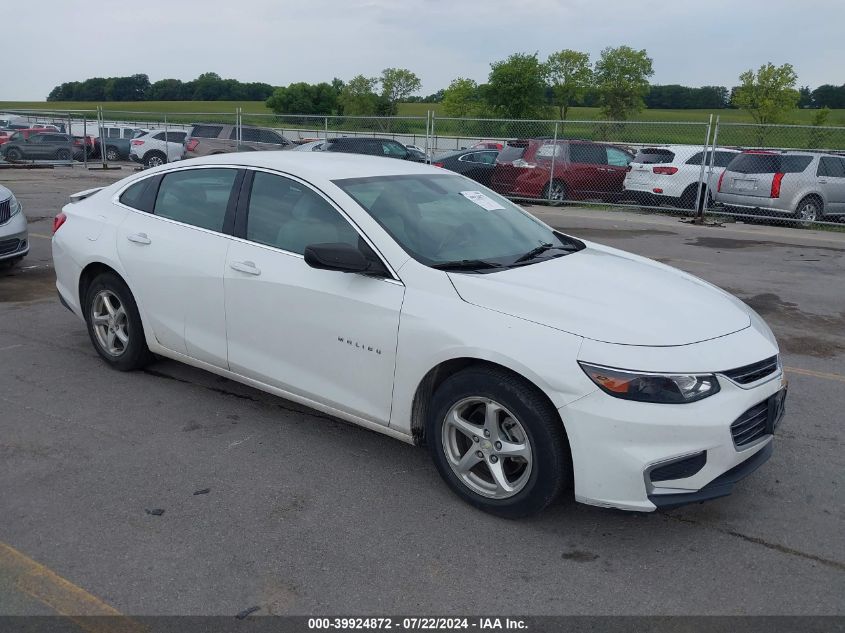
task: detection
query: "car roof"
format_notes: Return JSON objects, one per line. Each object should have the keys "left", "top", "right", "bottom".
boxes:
{"left": 150, "top": 151, "right": 439, "bottom": 183}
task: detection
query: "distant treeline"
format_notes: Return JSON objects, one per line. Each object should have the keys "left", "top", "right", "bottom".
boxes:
{"left": 47, "top": 73, "right": 274, "bottom": 102}
{"left": 46, "top": 73, "right": 845, "bottom": 111}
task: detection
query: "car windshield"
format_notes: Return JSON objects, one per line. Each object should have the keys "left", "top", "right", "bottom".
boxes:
{"left": 333, "top": 174, "right": 582, "bottom": 269}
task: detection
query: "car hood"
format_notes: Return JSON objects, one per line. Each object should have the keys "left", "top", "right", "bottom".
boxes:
{"left": 448, "top": 244, "right": 751, "bottom": 346}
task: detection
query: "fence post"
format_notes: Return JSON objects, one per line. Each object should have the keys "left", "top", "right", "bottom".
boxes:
{"left": 430, "top": 112, "right": 437, "bottom": 158}
{"left": 324, "top": 117, "right": 329, "bottom": 141}
{"left": 424, "top": 110, "right": 431, "bottom": 163}
{"left": 698, "top": 115, "right": 720, "bottom": 223}
{"left": 98, "top": 106, "right": 108, "bottom": 169}
{"left": 547, "top": 121, "right": 560, "bottom": 201}
{"left": 82, "top": 115, "right": 88, "bottom": 168}
{"left": 692, "top": 114, "right": 713, "bottom": 223}
{"left": 164, "top": 113, "right": 169, "bottom": 165}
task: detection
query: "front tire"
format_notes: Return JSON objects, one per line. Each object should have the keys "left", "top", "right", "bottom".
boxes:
{"left": 56, "top": 148, "right": 72, "bottom": 161}
{"left": 105, "top": 146, "right": 120, "bottom": 161}
{"left": 426, "top": 367, "right": 571, "bottom": 518}
{"left": 5, "top": 148, "right": 22, "bottom": 161}
{"left": 542, "top": 180, "right": 567, "bottom": 203}
{"left": 84, "top": 273, "right": 153, "bottom": 371}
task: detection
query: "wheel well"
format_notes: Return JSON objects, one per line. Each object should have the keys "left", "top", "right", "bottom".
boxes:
{"left": 78, "top": 262, "right": 123, "bottom": 307}
{"left": 799, "top": 193, "right": 824, "bottom": 208}
{"left": 410, "top": 358, "right": 564, "bottom": 446}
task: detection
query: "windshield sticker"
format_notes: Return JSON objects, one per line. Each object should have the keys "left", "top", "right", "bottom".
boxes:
{"left": 460, "top": 190, "right": 505, "bottom": 211}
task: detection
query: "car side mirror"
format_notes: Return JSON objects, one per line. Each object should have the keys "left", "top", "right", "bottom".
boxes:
{"left": 304, "top": 243, "right": 370, "bottom": 273}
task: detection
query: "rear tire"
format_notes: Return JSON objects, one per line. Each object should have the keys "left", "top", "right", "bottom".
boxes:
{"left": 679, "top": 185, "right": 711, "bottom": 214}
{"left": 5, "top": 148, "right": 22, "bottom": 161}
{"left": 56, "top": 148, "right": 71, "bottom": 161}
{"left": 84, "top": 273, "right": 153, "bottom": 371}
{"left": 794, "top": 196, "right": 823, "bottom": 225}
{"left": 143, "top": 151, "right": 166, "bottom": 168}
{"left": 426, "top": 366, "right": 571, "bottom": 518}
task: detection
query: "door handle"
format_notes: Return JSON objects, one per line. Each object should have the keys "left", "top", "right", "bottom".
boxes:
{"left": 818, "top": 179, "right": 828, "bottom": 184}
{"left": 230, "top": 260, "right": 261, "bottom": 275}
{"left": 126, "top": 232, "right": 151, "bottom": 245}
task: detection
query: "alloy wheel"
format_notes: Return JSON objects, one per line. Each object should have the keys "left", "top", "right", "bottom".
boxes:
{"left": 797, "top": 200, "right": 819, "bottom": 223}
{"left": 441, "top": 397, "right": 533, "bottom": 499}
{"left": 91, "top": 290, "right": 129, "bottom": 356}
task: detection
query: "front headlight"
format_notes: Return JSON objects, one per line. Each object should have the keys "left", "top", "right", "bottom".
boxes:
{"left": 8, "top": 194, "right": 22, "bottom": 217}
{"left": 579, "top": 362, "right": 720, "bottom": 404}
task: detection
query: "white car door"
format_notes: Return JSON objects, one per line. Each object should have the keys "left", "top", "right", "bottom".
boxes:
{"left": 116, "top": 167, "right": 241, "bottom": 367}
{"left": 224, "top": 170, "right": 404, "bottom": 425}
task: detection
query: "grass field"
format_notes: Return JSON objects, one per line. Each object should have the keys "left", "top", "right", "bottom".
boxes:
{"left": 3, "top": 101, "right": 844, "bottom": 148}
{"left": 3, "top": 100, "right": 845, "bottom": 125}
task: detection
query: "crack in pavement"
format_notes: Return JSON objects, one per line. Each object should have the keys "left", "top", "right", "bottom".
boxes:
{"left": 665, "top": 514, "right": 845, "bottom": 572}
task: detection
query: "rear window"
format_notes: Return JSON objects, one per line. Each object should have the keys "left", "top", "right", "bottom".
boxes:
{"left": 633, "top": 148, "right": 675, "bottom": 164}
{"left": 190, "top": 125, "right": 224, "bottom": 139}
{"left": 498, "top": 143, "right": 526, "bottom": 162}
{"left": 728, "top": 153, "right": 813, "bottom": 174}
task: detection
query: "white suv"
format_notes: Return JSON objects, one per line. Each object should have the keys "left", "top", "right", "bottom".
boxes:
{"left": 129, "top": 129, "right": 187, "bottom": 168}
{"left": 624, "top": 145, "right": 740, "bottom": 210}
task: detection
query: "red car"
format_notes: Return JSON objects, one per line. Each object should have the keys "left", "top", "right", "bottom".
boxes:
{"left": 490, "top": 139, "right": 633, "bottom": 201}
{"left": 0, "top": 130, "right": 12, "bottom": 146}
{"left": 470, "top": 140, "right": 504, "bottom": 151}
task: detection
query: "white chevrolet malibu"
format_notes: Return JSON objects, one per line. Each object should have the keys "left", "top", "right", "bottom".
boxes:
{"left": 52, "top": 153, "right": 786, "bottom": 517}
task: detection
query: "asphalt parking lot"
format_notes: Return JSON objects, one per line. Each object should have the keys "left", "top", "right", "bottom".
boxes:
{"left": 1, "top": 166, "right": 843, "bottom": 617}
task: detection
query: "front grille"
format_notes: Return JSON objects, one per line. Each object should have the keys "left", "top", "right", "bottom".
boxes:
{"left": 0, "top": 238, "right": 21, "bottom": 255}
{"left": 650, "top": 451, "right": 707, "bottom": 482}
{"left": 0, "top": 198, "right": 10, "bottom": 224}
{"left": 731, "top": 401, "right": 769, "bottom": 447}
{"left": 722, "top": 356, "right": 779, "bottom": 385}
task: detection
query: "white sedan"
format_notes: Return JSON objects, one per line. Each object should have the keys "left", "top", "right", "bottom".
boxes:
{"left": 52, "top": 153, "right": 786, "bottom": 517}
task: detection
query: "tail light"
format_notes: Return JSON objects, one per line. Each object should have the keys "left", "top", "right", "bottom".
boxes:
{"left": 652, "top": 166, "right": 678, "bottom": 175}
{"left": 717, "top": 171, "right": 726, "bottom": 192}
{"left": 433, "top": 162, "right": 444, "bottom": 168}
{"left": 512, "top": 159, "right": 537, "bottom": 169}
{"left": 52, "top": 212, "right": 67, "bottom": 234}
{"left": 186, "top": 139, "right": 199, "bottom": 152}
{"left": 771, "top": 172, "right": 785, "bottom": 198}
{"left": 131, "top": 140, "right": 145, "bottom": 146}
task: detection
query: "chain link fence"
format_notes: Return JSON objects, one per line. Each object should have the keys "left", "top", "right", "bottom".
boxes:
{"left": 2, "top": 106, "right": 844, "bottom": 228}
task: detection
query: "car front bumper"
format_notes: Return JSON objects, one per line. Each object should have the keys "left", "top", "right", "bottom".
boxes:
{"left": 0, "top": 210, "right": 29, "bottom": 261}
{"left": 559, "top": 349, "right": 785, "bottom": 512}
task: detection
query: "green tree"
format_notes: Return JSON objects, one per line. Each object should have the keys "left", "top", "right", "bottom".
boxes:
{"left": 593, "top": 46, "right": 654, "bottom": 120}
{"left": 545, "top": 50, "right": 592, "bottom": 120}
{"left": 442, "top": 78, "right": 480, "bottom": 117}
{"left": 339, "top": 75, "right": 379, "bottom": 115}
{"left": 732, "top": 63, "right": 799, "bottom": 124}
{"left": 485, "top": 53, "right": 547, "bottom": 119}
{"left": 380, "top": 68, "right": 421, "bottom": 115}
{"left": 266, "top": 82, "right": 338, "bottom": 115}
{"left": 808, "top": 107, "right": 832, "bottom": 149}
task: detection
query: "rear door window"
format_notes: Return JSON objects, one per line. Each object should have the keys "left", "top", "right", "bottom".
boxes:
{"left": 536, "top": 143, "right": 564, "bottom": 160}
{"left": 191, "top": 125, "right": 224, "bottom": 139}
{"left": 818, "top": 156, "right": 845, "bottom": 178}
{"left": 569, "top": 144, "right": 607, "bottom": 165}
{"left": 258, "top": 129, "right": 285, "bottom": 145}
{"left": 153, "top": 168, "right": 237, "bottom": 232}
{"left": 382, "top": 140, "right": 408, "bottom": 157}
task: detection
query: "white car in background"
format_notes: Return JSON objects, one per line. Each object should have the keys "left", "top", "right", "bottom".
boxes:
{"left": 0, "top": 185, "right": 28, "bottom": 266}
{"left": 51, "top": 153, "right": 785, "bottom": 517}
{"left": 624, "top": 145, "right": 741, "bottom": 210}
{"left": 130, "top": 129, "right": 188, "bottom": 168}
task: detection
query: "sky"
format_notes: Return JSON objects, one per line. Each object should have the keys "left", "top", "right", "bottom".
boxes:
{"left": 4, "top": 0, "right": 842, "bottom": 101}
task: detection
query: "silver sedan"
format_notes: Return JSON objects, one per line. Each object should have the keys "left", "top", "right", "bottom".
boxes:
{"left": 0, "top": 184, "right": 28, "bottom": 266}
